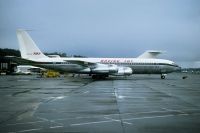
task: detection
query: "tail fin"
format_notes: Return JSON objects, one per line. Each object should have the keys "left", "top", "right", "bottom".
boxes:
{"left": 137, "top": 50, "right": 164, "bottom": 59}
{"left": 16, "top": 29, "right": 48, "bottom": 60}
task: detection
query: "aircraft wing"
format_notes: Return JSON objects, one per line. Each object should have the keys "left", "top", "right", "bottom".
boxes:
{"left": 65, "top": 60, "right": 98, "bottom": 68}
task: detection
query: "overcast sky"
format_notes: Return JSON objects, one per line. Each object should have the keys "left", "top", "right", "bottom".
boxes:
{"left": 0, "top": 0, "right": 200, "bottom": 67}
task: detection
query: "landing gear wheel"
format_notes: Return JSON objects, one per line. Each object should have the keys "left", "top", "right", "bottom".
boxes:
{"left": 92, "top": 75, "right": 97, "bottom": 79}
{"left": 92, "top": 75, "right": 108, "bottom": 79}
{"left": 161, "top": 75, "right": 165, "bottom": 79}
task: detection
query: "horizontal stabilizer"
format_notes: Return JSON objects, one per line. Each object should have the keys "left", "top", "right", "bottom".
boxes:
{"left": 4, "top": 56, "right": 35, "bottom": 65}
{"left": 137, "top": 50, "right": 164, "bottom": 59}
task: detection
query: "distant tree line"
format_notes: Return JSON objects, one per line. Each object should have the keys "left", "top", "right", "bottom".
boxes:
{"left": 0, "top": 48, "right": 20, "bottom": 57}
{"left": 0, "top": 48, "right": 86, "bottom": 58}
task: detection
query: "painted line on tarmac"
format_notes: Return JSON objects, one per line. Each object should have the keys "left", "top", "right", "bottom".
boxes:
{"left": 162, "top": 108, "right": 185, "bottom": 113}
{"left": 124, "top": 114, "right": 175, "bottom": 121}
{"left": 70, "top": 114, "right": 178, "bottom": 126}
{"left": 71, "top": 120, "right": 115, "bottom": 126}
{"left": 18, "top": 128, "right": 42, "bottom": 132}
{"left": 50, "top": 125, "right": 63, "bottom": 129}
{"left": 51, "top": 110, "right": 178, "bottom": 122}
{"left": 7, "top": 120, "right": 45, "bottom": 126}
{"left": 104, "top": 117, "right": 132, "bottom": 125}
{"left": 83, "top": 91, "right": 90, "bottom": 94}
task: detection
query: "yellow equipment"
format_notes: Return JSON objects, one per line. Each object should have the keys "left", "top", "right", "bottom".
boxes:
{"left": 43, "top": 70, "right": 60, "bottom": 78}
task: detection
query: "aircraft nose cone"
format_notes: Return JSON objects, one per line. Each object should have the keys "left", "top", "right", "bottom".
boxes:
{"left": 175, "top": 66, "right": 181, "bottom": 72}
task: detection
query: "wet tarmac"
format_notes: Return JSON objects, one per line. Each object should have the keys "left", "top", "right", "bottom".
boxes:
{"left": 0, "top": 73, "right": 200, "bottom": 133}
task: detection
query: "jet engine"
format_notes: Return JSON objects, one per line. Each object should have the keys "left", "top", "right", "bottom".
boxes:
{"left": 79, "top": 64, "right": 132, "bottom": 76}
{"left": 91, "top": 64, "right": 118, "bottom": 74}
{"left": 113, "top": 67, "right": 132, "bottom": 76}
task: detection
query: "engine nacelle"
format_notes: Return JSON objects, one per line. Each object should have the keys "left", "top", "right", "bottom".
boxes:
{"left": 79, "top": 65, "right": 132, "bottom": 76}
{"left": 91, "top": 64, "right": 118, "bottom": 74}
{"left": 113, "top": 67, "right": 132, "bottom": 76}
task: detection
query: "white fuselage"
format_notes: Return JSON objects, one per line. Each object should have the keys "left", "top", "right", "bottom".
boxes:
{"left": 30, "top": 57, "right": 180, "bottom": 75}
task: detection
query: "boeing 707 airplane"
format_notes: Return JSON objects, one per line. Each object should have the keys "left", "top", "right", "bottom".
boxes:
{"left": 16, "top": 29, "right": 181, "bottom": 79}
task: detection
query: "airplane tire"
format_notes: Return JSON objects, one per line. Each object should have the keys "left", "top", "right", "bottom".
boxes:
{"left": 92, "top": 75, "right": 97, "bottom": 79}
{"left": 161, "top": 75, "right": 165, "bottom": 79}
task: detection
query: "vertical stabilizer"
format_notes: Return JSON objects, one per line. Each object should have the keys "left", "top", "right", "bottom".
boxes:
{"left": 16, "top": 29, "right": 48, "bottom": 60}
{"left": 137, "top": 50, "right": 164, "bottom": 59}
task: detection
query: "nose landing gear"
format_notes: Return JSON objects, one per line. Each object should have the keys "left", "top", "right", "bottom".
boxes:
{"left": 161, "top": 74, "right": 166, "bottom": 79}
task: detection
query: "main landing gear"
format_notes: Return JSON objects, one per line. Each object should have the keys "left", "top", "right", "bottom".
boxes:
{"left": 92, "top": 74, "right": 108, "bottom": 79}
{"left": 161, "top": 74, "right": 166, "bottom": 79}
